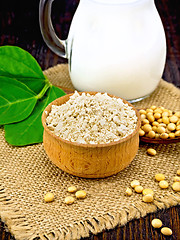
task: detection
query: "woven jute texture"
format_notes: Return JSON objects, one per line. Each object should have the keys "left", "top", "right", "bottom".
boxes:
{"left": 0, "top": 64, "right": 180, "bottom": 240}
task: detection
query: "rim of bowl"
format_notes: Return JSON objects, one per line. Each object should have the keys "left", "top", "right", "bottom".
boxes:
{"left": 42, "top": 91, "right": 141, "bottom": 148}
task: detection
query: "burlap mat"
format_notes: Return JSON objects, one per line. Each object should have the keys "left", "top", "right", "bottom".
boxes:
{"left": 0, "top": 64, "right": 180, "bottom": 240}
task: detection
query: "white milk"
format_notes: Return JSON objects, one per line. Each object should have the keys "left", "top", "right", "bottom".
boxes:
{"left": 66, "top": 0, "right": 166, "bottom": 101}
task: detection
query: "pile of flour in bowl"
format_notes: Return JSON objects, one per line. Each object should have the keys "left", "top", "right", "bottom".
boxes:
{"left": 46, "top": 91, "right": 137, "bottom": 144}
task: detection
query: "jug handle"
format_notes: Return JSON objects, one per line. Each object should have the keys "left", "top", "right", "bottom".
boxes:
{"left": 39, "top": 0, "right": 67, "bottom": 58}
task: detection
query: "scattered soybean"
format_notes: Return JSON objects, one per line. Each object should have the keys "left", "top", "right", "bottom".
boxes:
{"left": 44, "top": 192, "right": 54, "bottom": 203}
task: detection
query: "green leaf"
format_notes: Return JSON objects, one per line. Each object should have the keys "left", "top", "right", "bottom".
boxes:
{"left": 4, "top": 86, "right": 66, "bottom": 146}
{"left": 0, "top": 76, "right": 37, "bottom": 125}
{"left": 0, "top": 46, "right": 46, "bottom": 94}
{"left": 0, "top": 45, "right": 66, "bottom": 146}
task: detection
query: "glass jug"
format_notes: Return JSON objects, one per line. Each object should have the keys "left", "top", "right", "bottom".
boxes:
{"left": 39, "top": 0, "right": 166, "bottom": 102}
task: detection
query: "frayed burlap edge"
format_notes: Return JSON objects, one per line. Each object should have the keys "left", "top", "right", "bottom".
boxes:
{"left": 0, "top": 64, "right": 180, "bottom": 240}
{"left": 0, "top": 186, "right": 37, "bottom": 239}
{"left": 0, "top": 182, "right": 180, "bottom": 240}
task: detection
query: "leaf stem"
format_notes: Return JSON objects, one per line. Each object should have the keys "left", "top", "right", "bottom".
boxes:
{"left": 36, "top": 80, "right": 51, "bottom": 100}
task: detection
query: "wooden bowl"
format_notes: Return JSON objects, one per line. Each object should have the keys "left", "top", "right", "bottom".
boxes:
{"left": 42, "top": 92, "right": 141, "bottom": 178}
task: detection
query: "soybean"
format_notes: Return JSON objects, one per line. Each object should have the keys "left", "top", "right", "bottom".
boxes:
{"left": 150, "top": 105, "right": 157, "bottom": 110}
{"left": 147, "top": 114, "right": 155, "bottom": 123}
{"left": 44, "top": 192, "right": 54, "bottom": 203}
{"left": 139, "top": 129, "right": 145, "bottom": 137}
{"left": 169, "top": 115, "right": 178, "bottom": 123}
{"left": 175, "top": 130, "right": 180, "bottom": 137}
{"left": 146, "top": 109, "right": 153, "bottom": 113}
{"left": 151, "top": 218, "right": 162, "bottom": 228}
{"left": 157, "top": 126, "right": 166, "bottom": 134}
{"left": 143, "top": 124, "right": 152, "bottom": 133}
{"left": 159, "top": 180, "right": 169, "bottom": 189}
{"left": 152, "top": 121, "right": 159, "bottom": 126}
{"left": 130, "top": 180, "right": 140, "bottom": 188}
{"left": 169, "top": 132, "right": 175, "bottom": 138}
{"left": 175, "top": 112, "right": 180, "bottom": 118}
{"left": 142, "top": 194, "right": 153, "bottom": 203}
{"left": 147, "top": 148, "right": 157, "bottom": 156}
{"left": 154, "top": 112, "right": 161, "bottom": 119}
{"left": 125, "top": 187, "right": 132, "bottom": 196}
{"left": 167, "top": 123, "right": 176, "bottom": 131}
{"left": 160, "top": 133, "right": 168, "bottom": 139}
{"left": 65, "top": 196, "right": 75, "bottom": 205}
{"left": 75, "top": 190, "right": 87, "bottom": 199}
{"left": 140, "top": 114, "right": 146, "bottom": 120}
{"left": 162, "top": 116, "right": 169, "bottom": 124}
{"left": 139, "top": 109, "right": 146, "bottom": 115}
{"left": 148, "top": 131, "right": 156, "bottom": 138}
{"left": 68, "top": 186, "right": 77, "bottom": 193}
{"left": 142, "top": 119, "right": 149, "bottom": 125}
{"left": 134, "top": 185, "right": 143, "bottom": 193}
{"left": 142, "top": 188, "right": 154, "bottom": 196}
{"left": 176, "top": 125, "right": 180, "bottom": 131}
{"left": 161, "top": 227, "right": 172, "bottom": 236}
{"left": 155, "top": 173, "right": 165, "bottom": 182}
{"left": 172, "top": 182, "right": 180, "bottom": 192}
{"left": 173, "top": 176, "right": 180, "bottom": 182}
{"left": 139, "top": 107, "right": 180, "bottom": 140}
